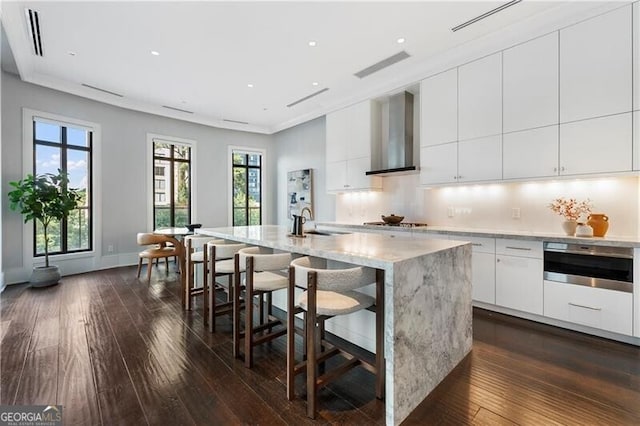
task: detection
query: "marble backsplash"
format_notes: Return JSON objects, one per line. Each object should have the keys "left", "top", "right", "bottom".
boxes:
{"left": 335, "top": 174, "right": 640, "bottom": 237}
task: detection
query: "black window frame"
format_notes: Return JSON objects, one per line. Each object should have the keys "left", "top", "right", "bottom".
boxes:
{"left": 152, "top": 141, "right": 192, "bottom": 228}
{"left": 32, "top": 119, "right": 93, "bottom": 257}
{"left": 232, "top": 151, "right": 262, "bottom": 226}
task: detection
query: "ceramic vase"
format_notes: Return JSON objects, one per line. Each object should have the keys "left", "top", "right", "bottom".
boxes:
{"left": 587, "top": 213, "right": 609, "bottom": 237}
{"left": 575, "top": 223, "right": 593, "bottom": 237}
{"left": 561, "top": 220, "right": 577, "bottom": 236}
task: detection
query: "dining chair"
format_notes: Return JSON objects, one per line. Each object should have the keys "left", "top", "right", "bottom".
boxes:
{"left": 136, "top": 232, "right": 184, "bottom": 283}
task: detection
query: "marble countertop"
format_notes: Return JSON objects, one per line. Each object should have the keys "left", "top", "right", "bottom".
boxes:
{"left": 316, "top": 222, "right": 640, "bottom": 248}
{"left": 196, "top": 225, "right": 467, "bottom": 269}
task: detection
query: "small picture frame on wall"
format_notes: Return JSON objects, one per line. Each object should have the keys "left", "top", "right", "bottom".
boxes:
{"left": 287, "top": 169, "right": 312, "bottom": 219}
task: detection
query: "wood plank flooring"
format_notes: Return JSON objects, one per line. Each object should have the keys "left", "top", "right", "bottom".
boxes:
{"left": 1, "top": 265, "right": 639, "bottom": 425}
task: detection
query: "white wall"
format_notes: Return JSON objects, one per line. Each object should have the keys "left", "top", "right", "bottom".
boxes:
{"left": 273, "top": 116, "right": 335, "bottom": 226}
{"left": 1, "top": 72, "right": 275, "bottom": 284}
{"left": 335, "top": 174, "right": 640, "bottom": 238}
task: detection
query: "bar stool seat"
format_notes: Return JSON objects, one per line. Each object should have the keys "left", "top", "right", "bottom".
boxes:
{"left": 287, "top": 256, "right": 385, "bottom": 419}
{"left": 297, "top": 290, "right": 374, "bottom": 316}
{"left": 206, "top": 242, "right": 247, "bottom": 332}
{"left": 234, "top": 246, "right": 292, "bottom": 368}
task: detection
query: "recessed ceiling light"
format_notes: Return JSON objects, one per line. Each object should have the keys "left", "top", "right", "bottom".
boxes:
{"left": 308, "top": 40, "right": 317, "bottom": 47}
{"left": 68, "top": 51, "right": 76, "bottom": 56}
{"left": 397, "top": 37, "right": 406, "bottom": 44}
{"left": 312, "top": 82, "right": 319, "bottom": 86}
{"left": 151, "top": 50, "right": 160, "bottom": 56}
{"left": 247, "top": 83, "right": 254, "bottom": 88}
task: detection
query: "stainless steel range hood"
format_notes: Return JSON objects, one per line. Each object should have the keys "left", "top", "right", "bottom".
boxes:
{"left": 366, "top": 91, "right": 416, "bottom": 176}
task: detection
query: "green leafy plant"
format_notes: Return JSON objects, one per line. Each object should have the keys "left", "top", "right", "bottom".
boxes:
{"left": 8, "top": 170, "right": 81, "bottom": 267}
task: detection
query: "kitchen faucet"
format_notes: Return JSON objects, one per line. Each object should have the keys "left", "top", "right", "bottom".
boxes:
{"left": 300, "top": 207, "right": 314, "bottom": 233}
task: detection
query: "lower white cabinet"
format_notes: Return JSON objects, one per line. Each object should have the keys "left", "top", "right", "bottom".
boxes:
{"left": 473, "top": 252, "right": 496, "bottom": 304}
{"left": 543, "top": 280, "right": 633, "bottom": 336}
{"left": 495, "top": 239, "right": 543, "bottom": 315}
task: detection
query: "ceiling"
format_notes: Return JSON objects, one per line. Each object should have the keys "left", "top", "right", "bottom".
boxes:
{"left": 0, "top": 1, "right": 620, "bottom": 134}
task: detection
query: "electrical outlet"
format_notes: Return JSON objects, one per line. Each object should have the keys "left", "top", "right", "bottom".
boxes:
{"left": 512, "top": 208, "right": 521, "bottom": 219}
{"left": 107, "top": 245, "right": 114, "bottom": 253}
{"left": 447, "top": 207, "right": 454, "bottom": 218}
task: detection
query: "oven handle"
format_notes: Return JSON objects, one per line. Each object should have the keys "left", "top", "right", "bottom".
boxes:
{"left": 544, "top": 248, "right": 633, "bottom": 259}
{"left": 544, "top": 271, "right": 633, "bottom": 293}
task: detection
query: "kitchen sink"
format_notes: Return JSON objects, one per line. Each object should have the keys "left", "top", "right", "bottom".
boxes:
{"left": 304, "top": 230, "right": 351, "bottom": 236}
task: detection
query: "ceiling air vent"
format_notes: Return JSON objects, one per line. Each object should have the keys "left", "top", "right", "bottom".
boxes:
{"left": 25, "top": 8, "right": 43, "bottom": 56}
{"left": 287, "top": 87, "right": 329, "bottom": 108}
{"left": 451, "top": 0, "right": 522, "bottom": 32}
{"left": 223, "top": 118, "right": 249, "bottom": 125}
{"left": 81, "top": 83, "right": 123, "bottom": 97}
{"left": 354, "top": 51, "right": 410, "bottom": 79}
{"left": 162, "top": 105, "right": 193, "bottom": 114}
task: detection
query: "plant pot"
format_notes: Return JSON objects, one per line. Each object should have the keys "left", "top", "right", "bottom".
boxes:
{"left": 561, "top": 220, "right": 577, "bottom": 236}
{"left": 30, "top": 265, "right": 61, "bottom": 288}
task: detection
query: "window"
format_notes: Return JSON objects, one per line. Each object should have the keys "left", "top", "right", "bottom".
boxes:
{"left": 153, "top": 141, "right": 191, "bottom": 228}
{"left": 232, "top": 150, "right": 262, "bottom": 226}
{"left": 33, "top": 119, "right": 92, "bottom": 256}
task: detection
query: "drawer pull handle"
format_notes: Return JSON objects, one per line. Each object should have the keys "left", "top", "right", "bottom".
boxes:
{"left": 472, "top": 243, "right": 482, "bottom": 246}
{"left": 568, "top": 302, "right": 601, "bottom": 311}
{"left": 505, "top": 246, "right": 532, "bottom": 251}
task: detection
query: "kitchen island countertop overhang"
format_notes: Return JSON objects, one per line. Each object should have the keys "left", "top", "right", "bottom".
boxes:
{"left": 196, "top": 225, "right": 472, "bottom": 425}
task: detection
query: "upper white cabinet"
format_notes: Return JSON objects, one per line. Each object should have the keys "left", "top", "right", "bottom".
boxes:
{"left": 503, "top": 125, "right": 559, "bottom": 179}
{"left": 420, "top": 142, "right": 458, "bottom": 185}
{"left": 458, "top": 53, "right": 502, "bottom": 141}
{"left": 634, "top": 2, "right": 640, "bottom": 111}
{"left": 503, "top": 33, "right": 559, "bottom": 133}
{"left": 560, "top": 5, "right": 632, "bottom": 123}
{"left": 559, "top": 113, "right": 632, "bottom": 175}
{"left": 421, "top": 69, "right": 457, "bottom": 147}
{"left": 634, "top": 111, "right": 640, "bottom": 171}
{"left": 457, "top": 135, "right": 502, "bottom": 182}
{"left": 326, "top": 100, "right": 382, "bottom": 191}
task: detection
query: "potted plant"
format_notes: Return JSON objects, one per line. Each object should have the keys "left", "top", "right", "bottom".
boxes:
{"left": 548, "top": 197, "right": 592, "bottom": 236}
{"left": 8, "top": 170, "right": 81, "bottom": 287}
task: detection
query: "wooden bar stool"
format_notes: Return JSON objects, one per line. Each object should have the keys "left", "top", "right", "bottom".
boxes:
{"left": 234, "top": 246, "right": 292, "bottom": 368}
{"left": 287, "top": 256, "right": 385, "bottom": 419}
{"left": 184, "top": 235, "right": 225, "bottom": 311}
{"left": 205, "top": 241, "right": 246, "bottom": 332}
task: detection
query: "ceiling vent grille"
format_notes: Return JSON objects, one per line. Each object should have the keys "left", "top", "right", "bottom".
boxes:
{"left": 451, "top": 0, "right": 522, "bottom": 32}
{"left": 354, "top": 51, "right": 410, "bottom": 79}
{"left": 223, "top": 118, "right": 249, "bottom": 125}
{"left": 81, "top": 83, "right": 124, "bottom": 97}
{"left": 286, "top": 87, "right": 329, "bottom": 108}
{"left": 25, "top": 8, "right": 43, "bottom": 56}
{"left": 162, "top": 105, "right": 194, "bottom": 114}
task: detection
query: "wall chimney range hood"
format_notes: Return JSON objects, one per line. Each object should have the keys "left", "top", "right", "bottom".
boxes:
{"left": 366, "top": 91, "right": 416, "bottom": 176}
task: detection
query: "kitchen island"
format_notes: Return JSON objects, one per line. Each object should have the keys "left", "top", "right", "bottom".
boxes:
{"left": 197, "top": 225, "right": 472, "bottom": 425}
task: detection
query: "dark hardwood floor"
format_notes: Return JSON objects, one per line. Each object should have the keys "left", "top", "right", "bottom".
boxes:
{"left": 1, "top": 265, "right": 639, "bottom": 425}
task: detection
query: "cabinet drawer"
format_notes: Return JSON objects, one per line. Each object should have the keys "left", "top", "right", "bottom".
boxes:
{"left": 496, "top": 239, "right": 542, "bottom": 258}
{"left": 452, "top": 236, "right": 495, "bottom": 253}
{"left": 544, "top": 280, "right": 633, "bottom": 336}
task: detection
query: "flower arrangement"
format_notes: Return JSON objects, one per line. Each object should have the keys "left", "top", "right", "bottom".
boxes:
{"left": 548, "top": 197, "right": 592, "bottom": 221}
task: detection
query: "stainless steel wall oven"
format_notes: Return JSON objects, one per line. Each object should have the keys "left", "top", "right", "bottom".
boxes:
{"left": 543, "top": 242, "right": 633, "bottom": 293}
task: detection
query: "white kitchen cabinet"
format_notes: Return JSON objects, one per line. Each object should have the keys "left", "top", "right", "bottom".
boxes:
{"left": 635, "top": 111, "right": 640, "bottom": 171}
{"left": 634, "top": 2, "right": 640, "bottom": 111}
{"left": 465, "top": 237, "right": 496, "bottom": 305}
{"left": 544, "top": 280, "right": 633, "bottom": 336}
{"left": 421, "top": 68, "right": 457, "bottom": 147}
{"left": 559, "top": 113, "right": 632, "bottom": 175}
{"left": 560, "top": 5, "right": 632, "bottom": 123}
{"left": 503, "top": 32, "right": 559, "bottom": 133}
{"left": 326, "top": 160, "right": 348, "bottom": 192}
{"left": 419, "top": 142, "right": 458, "bottom": 185}
{"left": 495, "top": 239, "right": 543, "bottom": 315}
{"left": 503, "top": 126, "right": 559, "bottom": 179}
{"left": 326, "top": 100, "right": 382, "bottom": 191}
{"left": 458, "top": 52, "right": 502, "bottom": 141}
{"left": 457, "top": 135, "right": 502, "bottom": 182}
